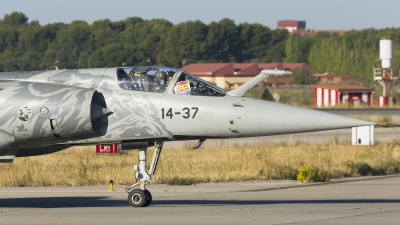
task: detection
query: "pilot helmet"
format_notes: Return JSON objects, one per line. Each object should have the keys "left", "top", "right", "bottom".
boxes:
{"left": 156, "top": 71, "right": 167, "bottom": 79}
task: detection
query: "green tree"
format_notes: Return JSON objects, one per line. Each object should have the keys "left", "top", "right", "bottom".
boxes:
{"left": 290, "top": 66, "right": 314, "bottom": 84}
{"left": 55, "top": 21, "right": 92, "bottom": 68}
{"left": 205, "top": 18, "right": 240, "bottom": 62}
{"left": 285, "top": 34, "right": 314, "bottom": 63}
{"left": 158, "top": 20, "right": 208, "bottom": 67}
{"left": 1, "top": 12, "right": 28, "bottom": 26}
{"left": 120, "top": 18, "right": 172, "bottom": 65}
{"left": 285, "top": 33, "right": 302, "bottom": 62}
{"left": 88, "top": 43, "right": 147, "bottom": 68}
{"left": 3, "top": 11, "right": 400, "bottom": 80}
{"left": 264, "top": 29, "right": 289, "bottom": 62}
{"left": 91, "top": 19, "right": 119, "bottom": 50}
{"left": 238, "top": 23, "right": 272, "bottom": 62}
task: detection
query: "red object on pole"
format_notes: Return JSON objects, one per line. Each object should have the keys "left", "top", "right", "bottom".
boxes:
{"left": 367, "top": 93, "right": 371, "bottom": 105}
{"left": 321, "top": 88, "right": 324, "bottom": 106}
{"left": 313, "top": 87, "right": 317, "bottom": 107}
{"left": 327, "top": 89, "right": 331, "bottom": 106}
{"left": 336, "top": 91, "right": 339, "bottom": 106}
{"left": 349, "top": 93, "right": 353, "bottom": 105}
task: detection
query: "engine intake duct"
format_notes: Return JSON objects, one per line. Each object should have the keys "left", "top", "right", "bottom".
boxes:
{"left": 91, "top": 104, "right": 113, "bottom": 120}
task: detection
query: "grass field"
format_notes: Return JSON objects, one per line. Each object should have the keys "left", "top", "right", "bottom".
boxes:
{"left": 349, "top": 114, "right": 396, "bottom": 124}
{"left": 1, "top": 139, "right": 400, "bottom": 187}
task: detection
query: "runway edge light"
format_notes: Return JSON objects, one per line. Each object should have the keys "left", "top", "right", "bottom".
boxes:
{"left": 108, "top": 180, "right": 115, "bottom": 192}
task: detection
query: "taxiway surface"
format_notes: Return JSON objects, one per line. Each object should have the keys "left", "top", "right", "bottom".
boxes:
{"left": 1, "top": 175, "right": 400, "bottom": 224}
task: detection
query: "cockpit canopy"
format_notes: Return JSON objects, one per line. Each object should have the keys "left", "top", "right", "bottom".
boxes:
{"left": 117, "top": 67, "right": 226, "bottom": 97}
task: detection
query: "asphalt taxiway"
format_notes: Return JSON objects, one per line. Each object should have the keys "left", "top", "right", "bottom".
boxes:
{"left": 1, "top": 175, "right": 400, "bottom": 224}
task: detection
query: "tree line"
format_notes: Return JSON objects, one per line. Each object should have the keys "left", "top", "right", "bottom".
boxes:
{"left": 0, "top": 12, "right": 399, "bottom": 84}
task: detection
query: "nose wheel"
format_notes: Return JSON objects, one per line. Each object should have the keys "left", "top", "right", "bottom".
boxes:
{"left": 144, "top": 189, "right": 152, "bottom": 207}
{"left": 127, "top": 189, "right": 152, "bottom": 207}
{"left": 128, "top": 189, "right": 147, "bottom": 207}
{"left": 126, "top": 142, "right": 163, "bottom": 207}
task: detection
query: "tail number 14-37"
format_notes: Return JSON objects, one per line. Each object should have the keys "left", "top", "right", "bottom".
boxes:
{"left": 161, "top": 107, "right": 199, "bottom": 119}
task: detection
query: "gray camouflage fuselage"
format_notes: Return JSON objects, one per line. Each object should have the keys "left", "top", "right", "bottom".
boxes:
{"left": 0, "top": 66, "right": 373, "bottom": 161}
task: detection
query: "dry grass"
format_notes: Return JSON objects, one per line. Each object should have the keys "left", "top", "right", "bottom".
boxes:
{"left": 2, "top": 140, "right": 400, "bottom": 187}
{"left": 347, "top": 114, "right": 395, "bottom": 124}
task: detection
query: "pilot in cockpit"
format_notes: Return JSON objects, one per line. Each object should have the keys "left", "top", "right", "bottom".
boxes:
{"left": 151, "top": 71, "right": 167, "bottom": 92}
{"left": 127, "top": 68, "right": 154, "bottom": 91}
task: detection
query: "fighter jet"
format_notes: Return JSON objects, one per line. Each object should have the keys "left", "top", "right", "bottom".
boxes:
{"left": 0, "top": 66, "right": 372, "bottom": 207}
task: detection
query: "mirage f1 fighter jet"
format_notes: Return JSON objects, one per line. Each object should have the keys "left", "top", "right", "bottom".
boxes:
{"left": 0, "top": 66, "right": 372, "bottom": 207}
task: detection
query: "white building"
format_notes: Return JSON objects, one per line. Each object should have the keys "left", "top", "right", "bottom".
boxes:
{"left": 311, "top": 84, "right": 374, "bottom": 107}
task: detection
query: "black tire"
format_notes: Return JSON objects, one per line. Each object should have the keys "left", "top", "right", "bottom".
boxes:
{"left": 128, "top": 189, "right": 148, "bottom": 207}
{"left": 143, "top": 189, "right": 152, "bottom": 207}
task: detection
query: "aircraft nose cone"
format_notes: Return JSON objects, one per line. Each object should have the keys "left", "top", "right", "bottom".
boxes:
{"left": 237, "top": 99, "right": 374, "bottom": 137}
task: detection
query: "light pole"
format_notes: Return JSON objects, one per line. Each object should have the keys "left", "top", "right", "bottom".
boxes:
{"left": 19, "top": 58, "right": 25, "bottom": 70}
{"left": 4, "top": 60, "right": 9, "bottom": 72}
{"left": 147, "top": 59, "right": 152, "bottom": 66}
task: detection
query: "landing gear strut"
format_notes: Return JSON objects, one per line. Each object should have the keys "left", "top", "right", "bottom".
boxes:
{"left": 126, "top": 141, "right": 163, "bottom": 207}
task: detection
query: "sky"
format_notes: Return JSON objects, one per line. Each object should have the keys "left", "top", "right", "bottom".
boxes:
{"left": 0, "top": 0, "right": 399, "bottom": 30}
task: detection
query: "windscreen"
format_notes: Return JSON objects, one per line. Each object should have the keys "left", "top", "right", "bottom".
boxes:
{"left": 172, "top": 71, "right": 226, "bottom": 97}
{"left": 117, "top": 67, "right": 175, "bottom": 93}
{"left": 117, "top": 67, "right": 226, "bottom": 97}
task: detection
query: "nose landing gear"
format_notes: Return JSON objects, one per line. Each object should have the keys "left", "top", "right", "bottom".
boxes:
{"left": 126, "top": 141, "right": 163, "bottom": 207}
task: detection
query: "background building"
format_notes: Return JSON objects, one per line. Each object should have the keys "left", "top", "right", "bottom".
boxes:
{"left": 278, "top": 20, "right": 348, "bottom": 36}
{"left": 313, "top": 74, "right": 363, "bottom": 84}
{"left": 311, "top": 84, "right": 374, "bottom": 107}
{"left": 277, "top": 20, "right": 306, "bottom": 32}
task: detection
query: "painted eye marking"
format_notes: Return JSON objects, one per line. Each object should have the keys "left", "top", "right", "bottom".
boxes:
{"left": 18, "top": 105, "right": 33, "bottom": 121}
